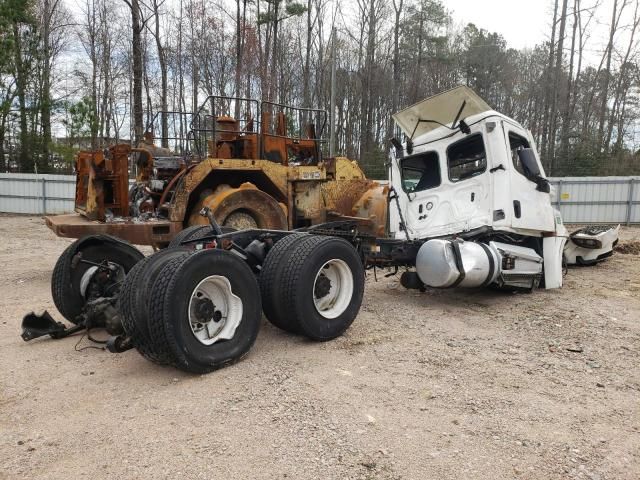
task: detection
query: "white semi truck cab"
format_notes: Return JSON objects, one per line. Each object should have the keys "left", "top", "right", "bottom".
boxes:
{"left": 384, "top": 86, "right": 582, "bottom": 291}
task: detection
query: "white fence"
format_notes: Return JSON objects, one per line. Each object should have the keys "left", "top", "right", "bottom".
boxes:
{"left": 0, "top": 173, "right": 639, "bottom": 224}
{"left": 548, "top": 176, "right": 639, "bottom": 225}
{"left": 0, "top": 173, "right": 76, "bottom": 215}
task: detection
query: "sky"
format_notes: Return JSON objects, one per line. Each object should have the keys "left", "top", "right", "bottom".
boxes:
{"left": 447, "top": 0, "right": 552, "bottom": 49}
{"left": 446, "top": 0, "right": 638, "bottom": 57}
{"left": 446, "top": 0, "right": 639, "bottom": 145}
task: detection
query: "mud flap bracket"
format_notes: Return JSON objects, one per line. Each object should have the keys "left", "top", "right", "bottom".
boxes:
{"left": 21, "top": 311, "right": 85, "bottom": 341}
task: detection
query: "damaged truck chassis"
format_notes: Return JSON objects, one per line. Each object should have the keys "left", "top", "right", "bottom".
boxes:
{"left": 23, "top": 87, "right": 619, "bottom": 374}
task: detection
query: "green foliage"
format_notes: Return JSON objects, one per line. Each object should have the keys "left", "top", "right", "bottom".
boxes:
{"left": 284, "top": 2, "right": 306, "bottom": 17}
{"left": 461, "top": 24, "right": 508, "bottom": 98}
{"left": 360, "top": 146, "right": 387, "bottom": 180}
{"left": 49, "top": 141, "right": 75, "bottom": 168}
{"left": 0, "top": 0, "right": 41, "bottom": 172}
{"left": 0, "top": 0, "right": 36, "bottom": 72}
{"left": 257, "top": 0, "right": 307, "bottom": 25}
{"left": 397, "top": 0, "right": 452, "bottom": 100}
{"left": 61, "top": 97, "right": 98, "bottom": 146}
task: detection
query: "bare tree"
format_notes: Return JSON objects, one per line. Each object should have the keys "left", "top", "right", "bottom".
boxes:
{"left": 123, "top": 0, "right": 145, "bottom": 143}
{"left": 150, "top": 0, "right": 168, "bottom": 146}
{"left": 596, "top": 0, "right": 627, "bottom": 151}
{"left": 605, "top": 0, "right": 639, "bottom": 150}
{"left": 388, "top": 0, "right": 403, "bottom": 142}
{"left": 549, "top": 0, "right": 569, "bottom": 171}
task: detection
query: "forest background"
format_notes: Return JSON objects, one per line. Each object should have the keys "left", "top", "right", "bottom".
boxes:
{"left": 1, "top": 0, "right": 639, "bottom": 178}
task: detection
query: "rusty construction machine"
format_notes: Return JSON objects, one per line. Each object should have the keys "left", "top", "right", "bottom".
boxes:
{"left": 45, "top": 97, "right": 382, "bottom": 248}
{"left": 24, "top": 86, "right": 618, "bottom": 375}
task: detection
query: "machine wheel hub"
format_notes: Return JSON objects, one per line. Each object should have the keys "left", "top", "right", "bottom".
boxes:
{"left": 188, "top": 275, "right": 243, "bottom": 345}
{"left": 314, "top": 274, "right": 332, "bottom": 299}
{"left": 224, "top": 211, "right": 258, "bottom": 230}
{"left": 312, "top": 259, "right": 354, "bottom": 319}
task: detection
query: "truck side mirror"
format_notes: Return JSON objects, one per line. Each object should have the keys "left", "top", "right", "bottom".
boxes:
{"left": 517, "top": 148, "right": 550, "bottom": 193}
{"left": 517, "top": 148, "right": 541, "bottom": 177}
{"left": 390, "top": 137, "right": 404, "bottom": 159}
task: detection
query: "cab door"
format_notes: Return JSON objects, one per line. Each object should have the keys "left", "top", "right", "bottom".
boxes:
{"left": 396, "top": 150, "right": 447, "bottom": 239}
{"left": 442, "top": 132, "right": 493, "bottom": 232}
{"left": 396, "top": 129, "right": 493, "bottom": 239}
{"left": 505, "top": 128, "right": 555, "bottom": 232}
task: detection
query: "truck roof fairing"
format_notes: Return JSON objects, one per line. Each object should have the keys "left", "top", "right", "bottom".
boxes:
{"left": 392, "top": 86, "right": 492, "bottom": 140}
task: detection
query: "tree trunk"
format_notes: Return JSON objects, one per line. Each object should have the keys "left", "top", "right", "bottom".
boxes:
{"left": 153, "top": 0, "right": 168, "bottom": 147}
{"left": 40, "top": 0, "right": 56, "bottom": 171}
{"left": 0, "top": 104, "right": 9, "bottom": 172}
{"left": 359, "top": 0, "right": 376, "bottom": 159}
{"left": 176, "top": 0, "right": 187, "bottom": 142}
{"left": 129, "top": 0, "right": 144, "bottom": 144}
{"left": 257, "top": 0, "right": 268, "bottom": 99}
{"left": 234, "top": 0, "right": 244, "bottom": 118}
{"left": 143, "top": 41, "right": 153, "bottom": 126}
{"left": 100, "top": 0, "right": 112, "bottom": 142}
{"left": 605, "top": 1, "right": 638, "bottom": 150}
{"left": 269, "top": 1, "right": 280, "bottom": 102}
{"left": 559, "top": 0, "right": 578, "bottom": 167}
{"left": 549, "top": 0, "right": 568, "bottom": 173}
{"left": 12, "top": 22, "right": 31, "bottom": 171}
{"left": 596, "top": 0, "right": 619, "bottom": 152}
{"left": 86, "top": 0, "right": 99, "bottom": 149}
{"left": 541, "top": 0, "right": 559, "bottom": 169}
{"left": 570, "top": 0, "right": 586, "bottom": 126}
{"left": 388, "top": 0, "right": 403, "bottom": 142}
{"left": 242, "top": 0, "right": 250, "bottom": 105}
{"left": 302, "top": 0, "right": 312, "bottom": 110}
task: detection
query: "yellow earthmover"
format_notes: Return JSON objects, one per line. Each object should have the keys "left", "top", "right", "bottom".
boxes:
{"left": 45, "top": 96, "right": 384, "bottom": 247}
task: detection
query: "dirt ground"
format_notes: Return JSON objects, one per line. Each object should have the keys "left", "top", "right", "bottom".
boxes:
{"left": 0, "top": 214, "right": 638, "bottom": 480}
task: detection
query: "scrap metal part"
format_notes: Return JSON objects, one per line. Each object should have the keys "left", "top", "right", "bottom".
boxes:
{"left": 565, "top": 224, "right": 620, "bottom": 265}
{"left": 21, "top": 311, "right": 84, "bottom": 341}
{"left": 45, "top": 213, "right": 181, "bottom": 247}
{"left": 188, "top": 182, "right": 288, "bottom": 230}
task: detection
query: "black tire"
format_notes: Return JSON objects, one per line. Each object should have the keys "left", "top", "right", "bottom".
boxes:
{"left": 169, "top": 225, "right": 236, "bottom": 248}
{"left": 259, "top": 233, "right": 310, "bottom": 333}
{"left": 279, "top": 236, "right": 364, "bottom": 341}
{"left": 168, "top": 225, "right": 212, "bottom": 248}
{"left": 144, "top": 249, "right": 262, "bottom": 373}
{"left": 119, "top": 248, "right": 192, "bottom": 364}
{"left": 51, "top": 235, "right": 144, "bottom": 324}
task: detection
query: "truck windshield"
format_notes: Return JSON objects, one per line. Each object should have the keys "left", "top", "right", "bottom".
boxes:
{"left": 447, "top": 134, "right": 486, "bottom": 182}
{"left": 401, "top": 152, "right": 441, "bottom": 193}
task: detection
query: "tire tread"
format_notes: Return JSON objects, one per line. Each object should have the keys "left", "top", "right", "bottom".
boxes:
{"left": 141, "top": 254, "right": 192, "bottom": 366}
{"left": 259, "top": 233, "right": 309, "bottom": 332}
{"left": 280, "top": 235, "right": 364, "bottom": 341}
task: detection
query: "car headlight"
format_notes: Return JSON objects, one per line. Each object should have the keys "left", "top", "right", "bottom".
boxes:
{"left": 571, "top": 237, "right": 602, "bottom": 249}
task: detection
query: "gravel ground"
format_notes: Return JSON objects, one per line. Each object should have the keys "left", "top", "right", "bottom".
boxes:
{"left": 0, "top": 214, "right": 639, "bottom": 480}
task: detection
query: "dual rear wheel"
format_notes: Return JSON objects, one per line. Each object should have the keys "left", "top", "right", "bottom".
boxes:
{"left": 119, "top": 248, "right": 261, "bottom": 373}
{"left": 260, "top": 235, "right": 365, "bottom": 341}
{"left": 52, "top": 232, "right": 364, "bottom": 374}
